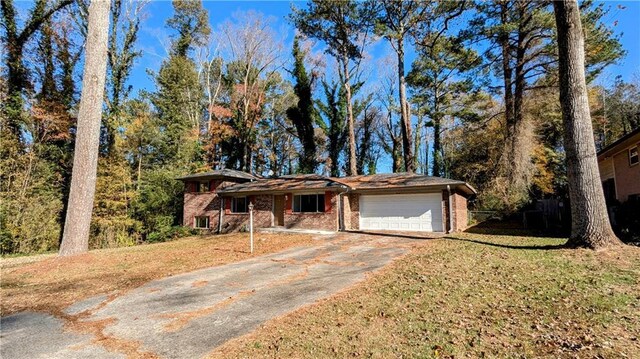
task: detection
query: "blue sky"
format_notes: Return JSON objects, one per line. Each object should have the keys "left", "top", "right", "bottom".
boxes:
{"left": 128, "top": 0, "right": 640, "bottom": 95}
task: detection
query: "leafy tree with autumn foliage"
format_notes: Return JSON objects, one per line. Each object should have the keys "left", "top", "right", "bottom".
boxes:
{"left": 461, "top": 0, "right": 624, "bottom": 213}
{"left": 1, "top": 0, "right": 74, "bottom": 144}
{"left": 217, "top": 12, "right": 283, "bottom": 171}
{"left": 1, "top": 3, "right": 79, "bottom": 253}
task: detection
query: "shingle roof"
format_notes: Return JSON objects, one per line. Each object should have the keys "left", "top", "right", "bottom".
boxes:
{"left": 217, "top": 176, "right": 346, "bottom": 194}
{"left": 214, "top": 172, "right": 476, "bottom": 195}
{"left": 333, "top": 172, "right": 464, "bottom": 189}
{"left": 176, "top": 169, "right": 257, "bottom": 182}
{"left": 333, "top": 173, "right": 476, "bottom": 194}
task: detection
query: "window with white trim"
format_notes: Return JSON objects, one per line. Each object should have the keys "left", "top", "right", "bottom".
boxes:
{"left": 630, "top": 146, "right": 638, "bottom": 166}
{"left": 195, "top": 216, "right": 209, "bottom": 229}
{"left": 231, "top": 197, "right": 248, "bottom": 213}
{"left": 293, "top": 194, "right": 325, "bottom": 213}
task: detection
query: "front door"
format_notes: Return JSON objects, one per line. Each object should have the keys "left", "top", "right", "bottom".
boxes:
{"left": 274, "top": 195, "right": 285, "bottom": 226}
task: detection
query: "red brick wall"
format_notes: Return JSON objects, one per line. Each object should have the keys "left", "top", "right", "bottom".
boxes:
{"left": 340, "top": 193, "right": 359, "bottom": 230}
{"left": 219, "top": 195, "right": 273, "bottom": 233}
{"left": 442, "top": 189, "right": 469, "bottom": 233}
{"left": 183, "top": 180, "right": 248, "bottom": 232}
{"left": 284, "top": 192, "right": 338, "bottom": 231}
{"left": 452, "top": 191, "right": 468, "bottom": 232}
{"left": 183, "top": 192, "right": 220, "bottom": 231}
{"left": 341, "top": 193, "right": 351, "bottom": 230}
{"left": 613, "top": 145, "right": 640, "bottom": 202}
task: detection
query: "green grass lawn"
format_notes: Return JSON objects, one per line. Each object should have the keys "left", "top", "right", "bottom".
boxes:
{"left": 210, "top": 232, "right": 640, "bottom": 358}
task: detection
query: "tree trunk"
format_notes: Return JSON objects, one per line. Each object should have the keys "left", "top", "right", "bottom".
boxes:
{"left": 505, "top": 2, "right": 533, "bottom": 202}
{"left": 59, "top": 0, "right": 110, "bottom": 257}
{"left": 342, "top": 57, "right": 357, "bottom": 176}
{"left": 432, "top": 85, "right": 443, "bottom": 177}
{"left": 499, "top": 2, "right": 514, "bottom": 141}
{"left": 553, "top": 0, "right": 622, "bottom": 249}
{"left": 413, "top": 115, "right": 423, "bottom": 173}
{"left": 424, "top": 134, "right": 429, "bottom": 175}
{"left": 397, "top": 37, "right": 414, "bottom": 172}
{"left": 136, "top": 152, "right": 142, "bottom": 191}
{"left": 432, "top": 116, "right": 442, "bottom": 177}
{"left": 391, "top": 132, "right": 403, "bottom": 173}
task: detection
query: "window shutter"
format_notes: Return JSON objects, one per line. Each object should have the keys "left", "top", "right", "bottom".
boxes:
{"left": 209, "top": 180, "right": 216, "bottom": 192}
{"left": 224, "top": 197, "right": 231, "bottom": 214}
{"left": 324, "top": 191, "right": 332, "bottom": 212}
{"left": 285, "top": 193, "right": 293, "bottom": 214}
{"left": 188, "top": 182, "right": 196, "bottom": 193}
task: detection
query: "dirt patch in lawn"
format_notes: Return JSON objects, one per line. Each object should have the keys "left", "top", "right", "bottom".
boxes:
{"left": 208, "top": 233, "right": 640, "bottom": 358}
{"left": 1, "top": 232, "right": 320, "bottom": 316}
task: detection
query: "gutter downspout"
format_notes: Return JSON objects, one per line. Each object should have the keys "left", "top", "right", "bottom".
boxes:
{"left": 447, "top": 185, "right": 454, "bottom": 234}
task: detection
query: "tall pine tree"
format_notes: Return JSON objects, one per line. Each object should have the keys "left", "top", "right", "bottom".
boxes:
{"left": 287, "top": 37, "right": 318, "bottom": 174}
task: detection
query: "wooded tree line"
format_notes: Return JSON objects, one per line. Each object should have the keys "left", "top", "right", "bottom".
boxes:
{"left": 1, "top": 0, "right": 636, "bottom": 254}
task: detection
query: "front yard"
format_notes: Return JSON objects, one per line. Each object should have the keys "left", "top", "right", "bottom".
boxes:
{"left": 0, "top": 232, "right": 318, "bottom": 316}
{"left": 2, "top": 230, "right": 639, "bottom": 357}
{"left": 210, "top": 233, "right": 640, "bottom": 358}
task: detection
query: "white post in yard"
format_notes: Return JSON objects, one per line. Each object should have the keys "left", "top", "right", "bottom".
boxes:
{"left": 248, "top": 201, "right": 254, "bottom": 254}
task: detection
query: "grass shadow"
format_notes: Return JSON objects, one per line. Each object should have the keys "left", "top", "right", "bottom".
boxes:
{"left": 445, "top": 236, "right": 567, "bottom": 250}
{"left": 465, "top": 219, "right": 570, "bottom": 239}
{"left": 346, "top": 230, "right": 443, "bottom": 241}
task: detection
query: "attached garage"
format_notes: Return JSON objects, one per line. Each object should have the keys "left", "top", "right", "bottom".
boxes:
{"left": 359, "top": 193, "right": 443, "bottom": 232}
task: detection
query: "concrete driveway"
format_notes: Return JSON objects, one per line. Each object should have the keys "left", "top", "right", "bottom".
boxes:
{"left": 1, "top": 233, "right": 425, "bottom": 359}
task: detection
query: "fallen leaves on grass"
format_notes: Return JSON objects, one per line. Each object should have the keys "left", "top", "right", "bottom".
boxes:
{"left": 208, "top": 233, "right": 640, "bottom": 358}
{"left": 1, "top": 233, "right": 318, "bottom": 316}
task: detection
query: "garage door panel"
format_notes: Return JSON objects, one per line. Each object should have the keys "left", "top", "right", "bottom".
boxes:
{"left": 359, "top": 193, "right": 443, "bottom": 232}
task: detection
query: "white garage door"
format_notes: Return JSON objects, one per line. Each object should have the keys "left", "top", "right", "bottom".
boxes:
{"left": 359, "top": 193, "right": 443, "bottom": 232}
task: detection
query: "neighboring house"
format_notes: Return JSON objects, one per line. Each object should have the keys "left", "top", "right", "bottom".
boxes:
{"left": 178, "top": 170, "right": 476, "bottom": 234}
{"left": 597, "top": 127, "right": 640, "bottom": 204}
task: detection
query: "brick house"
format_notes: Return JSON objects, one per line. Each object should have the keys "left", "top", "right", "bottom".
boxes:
{"left": 178, "top": 170, "right": 476, "bottom": 234}
{"left": 598, "top": 127, "right": 640, "bottom": 204}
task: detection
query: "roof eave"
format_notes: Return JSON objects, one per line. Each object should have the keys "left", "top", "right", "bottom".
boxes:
{"left": 176, "top": 175, "right": 254, "bottom": 182}
{"left": 218, "top": 185, "right": 348, "bottom": 196}
{"left": 175, "top": 171, "right": 257, "bottom": 182}
{"left": 349, "top": 182, "right": 474, "bottom": 194}
{"left": 597, "top": 127, "right": 640, "bottom": 158}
